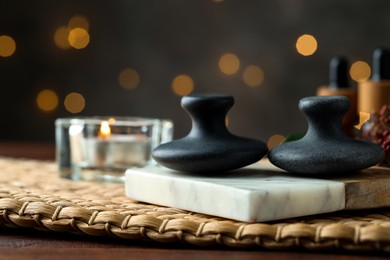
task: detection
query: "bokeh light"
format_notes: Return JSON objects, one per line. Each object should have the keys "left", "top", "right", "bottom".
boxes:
{"left": 54, "top": 15, "right": 89, "bottom": 50}
{"left": 36, "top": 89, "right": 59, "bottom": 112}
{"left": 172, "top": 74, "right": 194, "bottom": 96}
{"left": 68, "top": 28, "right": 90, "bottom": 49}
{"left": 243, "top": 65, "right": 264, "bottom": 87}
{"left": 350, "top": 61, "right": 371, "bottom": 83}
{"left": 64, "top": 92, "right": 86, "bottom": 113}
{"left": 68, "top": 15, "right": 89, "bottom": 31}
{"left": 108, "top": 117, "right": 116, "bottom": 124}
{"left": 219, "top": 53, "right": 240, "bottom": 75}
{"left": 0, "top": 35, "right": 16, "bottom": 57}
{"left": 267, "top": 134, "right": 285, "bottom": 149}
{"left": 118, "top": 68, "right": 140, "bottom": 90}
{"left": 296, "top": 34, "right": 318, "bottom": 56}
{"left": 54, "top": 26, "right": 71, "bottom": 49}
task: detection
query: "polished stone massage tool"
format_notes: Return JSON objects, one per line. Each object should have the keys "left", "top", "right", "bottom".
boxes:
{"left": 268, "top": 96, "right": 384, "bottom": 176}
{"left": 152, "top": 94, "right": 268, "bottom": 173}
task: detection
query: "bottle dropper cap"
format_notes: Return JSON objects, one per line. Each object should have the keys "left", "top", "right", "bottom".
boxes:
{"left": 329, "top": 56, "right": 349, "bottom": 89}
{"left": 372, "top": 48, "right": 390, "bottom": 81}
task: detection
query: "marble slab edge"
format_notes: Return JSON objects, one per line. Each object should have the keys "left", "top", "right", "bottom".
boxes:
{"left": 125, "top": 160, "right": 390, "bottom": 222}
{"left": 248, "top": 160, "right": 390, "bottom": 210}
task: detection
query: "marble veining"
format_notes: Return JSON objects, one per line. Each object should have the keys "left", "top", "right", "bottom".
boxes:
{"left": 125, "top": 165, "right": 345, "bottom": 222}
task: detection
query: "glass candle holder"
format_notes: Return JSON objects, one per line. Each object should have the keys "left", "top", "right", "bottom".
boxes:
{"left": 55, "top": 118, "right": 73, "bottom": 179}
{"left": 55, "top": 117, "right": 173, "bottom": 182}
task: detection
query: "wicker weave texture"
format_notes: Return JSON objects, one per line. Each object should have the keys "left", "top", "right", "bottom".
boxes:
{"left": 0, "top": 158, "right": 390, "bottom": 252}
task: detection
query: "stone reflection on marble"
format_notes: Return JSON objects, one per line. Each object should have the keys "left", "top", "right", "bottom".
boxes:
{"left": 125, "top": 165, "right": 345, "bottom": 222}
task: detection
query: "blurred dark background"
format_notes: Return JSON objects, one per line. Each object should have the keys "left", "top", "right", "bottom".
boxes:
{"left": 0, "top": 0, "right": 389, "bottom": 145}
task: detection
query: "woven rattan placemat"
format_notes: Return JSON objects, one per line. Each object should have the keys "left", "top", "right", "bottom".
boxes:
{"left": 0, "top": 157, "right": 389, "bottom": 252}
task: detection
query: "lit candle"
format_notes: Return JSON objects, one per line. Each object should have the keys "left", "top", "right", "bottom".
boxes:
{"left": 66, "top": 117, "right": 173, "bottom": 182}
{"left": 84, "top": 121, "right": 151, "bottom": 169}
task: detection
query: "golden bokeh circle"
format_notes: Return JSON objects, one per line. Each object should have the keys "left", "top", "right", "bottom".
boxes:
{"left": 64, "top": 92, "right": 86, "bottom": 113}
{"left": 350, "top": 61, "right": 371, "bottom": 83}
{"left": 267, "top": 134, "right": 285, "bottom": 150}
{"left": 68, "top": 15, "right": 89, "bottom": 31}
{"left": 36, "top": 90, "right": 59, "bottom": 112}
{"left": 68, "top": 28, "right": 90, "bottom": 49}
{"left": 296, "top": 34, "right": 318, "bottom": 56}
{"left": 243, "top": 65, "right": 264, "bottom": 87}
{"left": 171, "top": 74, "right": 194, "bottom": 96}
{"left": 118, "top": 68, "right": 140, "bottom": 90}
{"left": 54, "top": 27, "right": 71, "bottom": 49}
{"left": 0, "top": 35, "right": 16, "bottom": 57}
{"left": 219, "top": 53, "right": 240, "bottom": 75}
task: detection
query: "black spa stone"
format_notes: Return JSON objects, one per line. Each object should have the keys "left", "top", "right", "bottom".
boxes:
{"left": 152, "top": 94, "right": 268, "bottom": 173}
{"left": 268, "top": 96, "right": 385, "bottom": 176}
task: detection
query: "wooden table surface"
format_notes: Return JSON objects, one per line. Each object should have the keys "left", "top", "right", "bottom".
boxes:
{"left": 0, "top": 142, "right": 387, "bottom": 260}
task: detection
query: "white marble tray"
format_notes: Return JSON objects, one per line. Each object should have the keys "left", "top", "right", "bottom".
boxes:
{"left": 125, "top": 160, "right": 390, "bottom": 222}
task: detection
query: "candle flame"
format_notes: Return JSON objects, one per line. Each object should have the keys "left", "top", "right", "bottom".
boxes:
{"left": 99, "top": 121, "right": 111, "bottom": 138}
{"left": 108, "top": 117, "right": 116, "bottom": 124}
{"left": 354, "top": 112, "right": 371, "bottom": 130}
